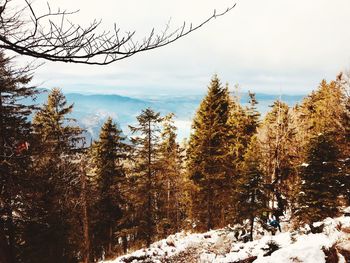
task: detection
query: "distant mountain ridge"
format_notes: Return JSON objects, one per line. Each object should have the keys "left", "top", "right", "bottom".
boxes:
{"left": 29, "top": 91, "right": 305, "bottom": 141}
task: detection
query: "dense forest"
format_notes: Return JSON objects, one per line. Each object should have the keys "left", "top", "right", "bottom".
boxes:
{"left": 0, "top": 50, "right": 349, "bottom": 263}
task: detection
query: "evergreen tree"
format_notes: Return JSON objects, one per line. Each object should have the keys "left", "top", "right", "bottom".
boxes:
{"left": 258, "top": 100, "right": 296, "bottom": 216}
{"left": 187, "top": 75, "right": 232, "bottom": 230}
{"left": 236, "top": 136, "right": 268, "bottom": 241}
{"left": 339, "top": 157, "right": 350, "bottom": 206}
{"left": 296, "top": 133, "right": 340, "bottom": 225}
{"left": 90, "top": 117, "right": 128, "bottom": 259}
{"left": 78, "top": 153, "right": 91, "bottom": 263}
{"left": 157, "top": 113, "right": 186, "bottom": 237}
{"left": 295, "top": 76, "right": 349, "bottom": 209}
{"left": 32, "top": 88, "right": 83, "bottom": 153}
{"left": 226, "top": 91, "right": 260, "bottom": 222}
{"left": 341, "top": 85, "right": 350, "bottom": 205}
{"left": 245, "top": 92, "right": 261, "bottom": 136}
{"left": 128, "top": 108, "right": 163, "bottom": 247}
{"left": 227, "top": 92, "right": 260, "bottom": 168}
{"left": 0, "top": 51, "right": 37, "bottom": 263}
{"left": 334, "top": 72, "right": 350, "bottom": 205}
{"left": 25, "top": 88, "right": 84, "bottom": 263}
{"left": 296, "top": 79, "right": 345, "bottom": 148}
{"left": 226, "top": 101, "right": 247, "bottom": 167}
{"left": 343, "top": 94, "right": 350, "bottom": 156}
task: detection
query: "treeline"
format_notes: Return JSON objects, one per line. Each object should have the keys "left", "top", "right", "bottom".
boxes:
{"left": 0, "top": 51, "right": 349, "bottom": 263}
{"left": 187, "top": 75, "right": 350, "bottom": 235}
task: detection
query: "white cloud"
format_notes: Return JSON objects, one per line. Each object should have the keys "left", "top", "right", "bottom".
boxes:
{"left": 15, "top": 0, "right": 350, "bottom": 95}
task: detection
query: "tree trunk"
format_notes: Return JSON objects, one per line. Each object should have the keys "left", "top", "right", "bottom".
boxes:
{"left": 249, "top": 190, "right": 256, "bottom": 241}
{"left": 6, "top": 205, "right": 15, "bottom": 263}
{"left": 0, "top": 226, "right": 11, "bottom": 263}
{"left": 122, "top": 234, "right": 128, "bottom": 254}
{"left": 249, "top": 216, "right": 254, "bottom": 242}
{"left": 80, "top": 164, "right": 90, "bottom": 263}
{"left": 167, "top": 179, "right": 170, "bottom": 221}
{"left": 108, "top": 225, "right": 113, "bottom": 256}
{"left": 2, "top": 165, "right": 15, "bottom": 263}
{"left": 206, "top": 184, "right": 212, "bottom": 231}
{"left": 0, "top": 93, "right": 10, "bottom": 263}
{"left": 146, "top": 119, "right": 152, "bottom": 247}
{"left": 175, "top": 196, "right": 179, "bottom": 233}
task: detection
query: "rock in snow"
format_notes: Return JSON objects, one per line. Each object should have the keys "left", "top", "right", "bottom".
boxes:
{"left": 102, "top": 213, "right": 350, "bottom": 263}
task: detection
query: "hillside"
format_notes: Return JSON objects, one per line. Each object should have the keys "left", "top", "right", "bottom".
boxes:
{"left": 28, "top": 91, "right": 303, "bottom": 141}
{"left": 103, "top": 211, "right": 350, "bottom": 263}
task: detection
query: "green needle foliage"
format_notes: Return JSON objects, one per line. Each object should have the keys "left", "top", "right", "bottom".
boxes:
{"left": 296, "top": 133, "right": 340, "bottom": 225}
{"left": 0, "top": 51, "right": 37, "bottom": 263}
{"left": 187, "top": 75, "right": 232, "bottom": 230}
{"left": 128, "top": 108, "right": 163, "bottom": 247}
{"left": 90, "top": 117, "right": 129, "bottom": 259}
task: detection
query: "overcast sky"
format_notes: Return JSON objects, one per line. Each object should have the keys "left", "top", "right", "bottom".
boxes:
{"left": 21, "top": 0, "right": 350, "bottom": 96}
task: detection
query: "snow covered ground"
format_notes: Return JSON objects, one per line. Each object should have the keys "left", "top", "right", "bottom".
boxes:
{"left": 102, "top": 213, "right": 350, "bottom": 263}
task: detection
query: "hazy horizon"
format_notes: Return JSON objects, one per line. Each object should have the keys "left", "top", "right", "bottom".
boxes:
{"left": 39, "top": 85, "right": 309, "bottom": 97}
{"left": 12, "top": 0, "right": 350, "bottom": 97}
{"left": 32, "top": 89, "right": 304, "bottom": 141}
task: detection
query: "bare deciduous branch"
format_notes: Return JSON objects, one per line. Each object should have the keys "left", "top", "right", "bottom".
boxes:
{"left": 0, "top": 0, "right": 236, "bottom": 65}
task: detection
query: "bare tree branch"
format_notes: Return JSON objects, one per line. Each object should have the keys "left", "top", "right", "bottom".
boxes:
{"left": 0, "top": 0, "right": 236, "bottom": 65}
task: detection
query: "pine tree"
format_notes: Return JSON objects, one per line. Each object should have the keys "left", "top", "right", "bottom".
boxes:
{"left": 236, "top": 136, "right": 268, "bottom": 241}
{"left": 296, "top": 79, "right": 345, "bottom": 148}
{"left": 339, "top": 157, "right": 350, "bottom": 206}
{"left": 296, "top": 133, "right": 340, "bottom": 225}
{"left": 128, "top": 108, "right": 163, "bottom": 247}
{"left": 245, "top": 92, "right": 261, "bottom": 136}
{"left": 32, "top": 88, "right": 83, "bottom": 153}
{"left": 226, "top": 91, "right": 260, "bottom": 222}
{"left": 187, "top": 75, "right": 232, "bottom": 230}
{"left": 342, "top": 86, "right": 350, "bottom": 205}
{"left": 295, "top": 76, "right": 349, "bottom": 209}
{"left": 90, "top": 117, "right": 128, "bottom": 259}
{"left": 258, "top": 100, "right": 296, "bottom": 216}
{"left": 343, "top": 94, "right": 350, "bottom": 156}
{"left": 227, "top": 92, "right": 260, "bottom": 168}
{"left": 0, "top": 51, "right": 37, "bottom": 263}
{"left": 78, "top": 153, "right": 91, "bottom": 263}
{"left": 157, "top": 113, "right": 186, "bottom": 237}
{"left": 25, "top": 88, "right": 84, "bottom": 263}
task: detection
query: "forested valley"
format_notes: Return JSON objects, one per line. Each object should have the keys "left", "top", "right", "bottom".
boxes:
{"left": 1, "top": 51, "right": 349, "bottom": 263}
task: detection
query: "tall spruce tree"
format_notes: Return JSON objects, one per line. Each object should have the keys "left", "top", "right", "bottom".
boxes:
{"left": 157, "top": 114, "right": 186, "bottom": 237}
{"left": 187, "top": 75, "right": 232, "bottom": 230}
{"left": 334, "top": 74, "right": 350, "bottom": 206}
{"left": 296, "top": 133, "right": 340, "bottom": 225}
{"left": 258, "top": 100, "right": 296, "bottom": 216}
{"left": 129, "top": 108, "right": 163, "bottom": 247}
{"left": 90, "top": 117, "right": 128, "bottom": 259}
{"left": 296, "top": 79, "right": 345, "bottom": 149}
{"left": 32, "top": 88, "right": 83, "bottom": 153}
{"left": 0, "top": 52, "right": 37, "bottom": 263}
{"left": 26, "top": 88, "right": 83, "bottom": 263}
{"left": 78, "top": 152, "right": 91, "bottom": 263}
{"left": 227, "top": 92, "right": 262, "bottom": 222}
{"left": 227, "top": 92, "right": 260, "bottom": 169}
{"left": 245, "top": 92, "right": 261, "bottom": 137}
{"left": 236, "top": 136, "right": 268, "bottom": 241}
{"left": 295, "top": 76, "right": 349, "bottom": 210}
{"left": 336, "top": 72, "right": 350, "bottom": 205}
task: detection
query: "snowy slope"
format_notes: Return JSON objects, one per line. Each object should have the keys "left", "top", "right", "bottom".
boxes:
{"left": 102, "top": 214, "right": 350, "bottom": 263}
